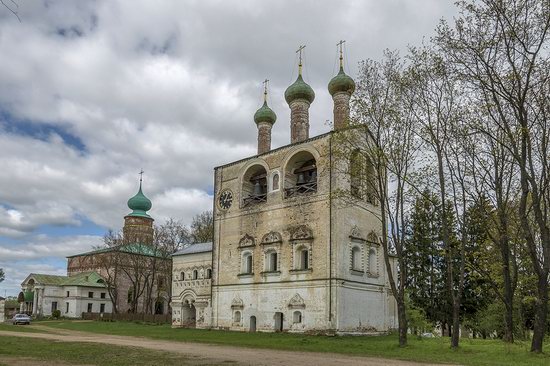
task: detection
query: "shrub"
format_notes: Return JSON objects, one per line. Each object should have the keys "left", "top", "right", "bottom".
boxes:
{"left": 52, "top": 310, "right": 61, "bottom": 319}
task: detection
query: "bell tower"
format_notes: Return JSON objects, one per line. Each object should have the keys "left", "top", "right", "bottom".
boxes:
{"left": 123, "top": 170, "right": 154, "bottom": 245}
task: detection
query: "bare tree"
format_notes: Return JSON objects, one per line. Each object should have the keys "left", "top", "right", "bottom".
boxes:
{"left": 190, "top": 211, "right": 213, "bottom": 244}
{"left": 436, "top": 0, "right": 550, "bottom": 352}
{"left": 93, "top": 231, "right": 124, "bottom": 313}
{"left": 1, "top": 0, "right": 21, "bottom": 22}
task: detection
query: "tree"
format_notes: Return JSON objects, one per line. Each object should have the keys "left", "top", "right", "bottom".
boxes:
{"left": 0, "top": 268, "right": 4, "bottom": 283}
{"left": 436, "top": 0, "right": 550, "bottom": 352}
{"left": 190, "top": 210, "right": 213, "bottom": 244}
{"left": 93, "top": 231, "right": 124, "bottom": 313}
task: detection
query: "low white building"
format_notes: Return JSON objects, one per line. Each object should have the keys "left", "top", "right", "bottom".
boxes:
{"left": 0, "top": 297, "right": 5, "bottom": 322}
{"left": 19, "top": 272, "right": 113, "bottom": 318}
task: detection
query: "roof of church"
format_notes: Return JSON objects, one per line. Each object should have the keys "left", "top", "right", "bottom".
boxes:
{"left": 22, "top": 271, "right": 106, "bottom": 288}
{"left": 127, "top": 182, "right": 153, "bottom": 219}
{"left": 67, "top": 243, "right": 168, "bottom": 259}
{"left": 173, "top": 242, "right": 212, "bottom": 256}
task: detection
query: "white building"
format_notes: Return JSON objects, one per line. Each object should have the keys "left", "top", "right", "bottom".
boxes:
{"left": 19, "top": 272, "right": 113, "bottom": 318}
{"left": 0, "top": 297, "right": 5, "bottom": 322}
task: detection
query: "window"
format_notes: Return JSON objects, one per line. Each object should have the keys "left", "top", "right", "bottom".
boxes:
{"left": 365, "top": 156, "right": 377, "bottom": 205}
{"left": 66, "top": 291, "right": 70, "bottom": 298}
{"left": 298, "top": 248, "right": 309, "bottom": 270}
{"left": 100, "top": 304, "right": 105, "bottom": 313}
{"left": 65, "top": 302, "right": 69, "bottom": 313}
{"left": 266, "top": 251, "right": 278, "bottom": 272}
{"left": 180, "top": 271, "right": 185, "bottom": 281}
{"left": 242, "top": 164, "right": 268, "bottom": 207}
{"left": 87, "top": 303, "right": 93, "bottom": 313}
{"left": 351, "top": 246, "right": 361, "bottom": 270}
{"left": 293, "top": 311, "right": 302, "bottom": 324}
{"left": 88, "top": 292, "right": 93, "bottom": 298}
{"left": 206, "top": 268, "right": 212, "bottom": 279}
{"left": 272, "top": 173, "right": 280, "bottom": 191}
{"left": 242, "top": 252, "right": 253, "bottom": 274}
{"left": 127, "top": 288, "right": 134, "bottom": 304}
{"left": 51, "top": 302, "right": 58, "bottom": 313}
{"left": 100, "top": 293, "right": 106, "bottom": 299}
{"left": 233, "top": 311, "right": 241, "bottom": 323}
{"left": 350, "top": 150, "right": 363, "bottom": 199}
{"left": 284, "top": 151, "right": 317, "bottom": 198}
{"left": 192, "top": 270, "right": 198, "bottom": 280}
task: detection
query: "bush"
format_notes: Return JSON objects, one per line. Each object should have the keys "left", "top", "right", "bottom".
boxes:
{"left": 52, "top": 310, "right": 61, "bottom": 319}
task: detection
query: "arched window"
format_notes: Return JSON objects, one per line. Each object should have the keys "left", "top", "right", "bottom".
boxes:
{"left": 293, "top": 311, "right": 302, "bottom": 324}
{"left": 206, "top": 268, "right": 212, "bottom": 279}
{"left": 242, "top": 252, "right": 253, "bottom": 274}
{"left": 180, "top": 272, "right": 185, "bottom": 281}
{"left": 272, "top": 173, "right": 280, "bottom": 191}
{"left": 234, "top": 311, "right": 241, "bottom": 323}
{"left": 351, "top": 246, "right": 361, "bottom": 270}
{"left": 365, "top": 155, "right": 377, "bottom": 205}
{"left": 368, "top": 249, "right": 377, "bottom": 275}
{"left": 266, "top": 250, "right": 278, "bottom": 272}
{"left": 127, "top": 288, "right": 134, "bottom": 304}
{"left": 192, "top": 270, "right": 198, "bottom": 280}
{"left": 295, "top": 247, "right": 309, "bottom": 270}
{"left": 242, "top": 164, "right": 268, "bottom": 207}
{"left": 284, "top": 151, "right": 317, "bottom": 198}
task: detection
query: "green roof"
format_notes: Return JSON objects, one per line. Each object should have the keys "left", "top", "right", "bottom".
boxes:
{"left": 328, "top": 66, "right": 355, "bottom": 96}
{"left": 254, "top": 101, "right": 277, "bottom": 125}
{"left": 25, "top": 271, "right": 106, "bottom": 288}
{"left": 67, "top": 243, "right": 168, "bottom": 259}
{"left": 127, "top": 183, "right": 152, "bottom": 219}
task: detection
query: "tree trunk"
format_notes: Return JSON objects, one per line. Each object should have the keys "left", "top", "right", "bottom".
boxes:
{"left": 530, "top": 278, "right": 549, "bottom": 353}
{"left": 451, "top": 298, "right": 461, "bottom": 348}
{"left": 397, "top": 298, "right": 408, "bottom": 347}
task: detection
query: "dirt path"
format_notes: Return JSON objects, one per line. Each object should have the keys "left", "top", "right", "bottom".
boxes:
{"left": 0, "top": 329, "right": 447, "bottom": 366}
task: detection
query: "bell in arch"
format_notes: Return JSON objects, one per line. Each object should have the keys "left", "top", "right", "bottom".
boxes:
{"left": 310, "top": 170, "right": 317, "bottom": 182}
{"left": 297, "top": 173, "right": 306, "bottom": 185}
{"left": 253, "top": 180, "right": 263, "bottom": 195}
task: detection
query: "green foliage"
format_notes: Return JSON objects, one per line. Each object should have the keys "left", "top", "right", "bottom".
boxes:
{"left": 189, "top": 210, "right": 213, "bottom": 243}
{"left": 51, "top": 309, "right": 61, "bottom": 319}
{"left": 405, "top": 295, "right": 433, "bottom": 336}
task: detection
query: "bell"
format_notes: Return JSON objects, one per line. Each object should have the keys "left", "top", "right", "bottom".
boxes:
{"left": 297, "top": 173, "right": 306, "bottom": 185}
{"left": 253, "top": 181, "right": 262, "bottom": 195}
{"left": 310, "top": 170, "right": 317, "bottom": 182}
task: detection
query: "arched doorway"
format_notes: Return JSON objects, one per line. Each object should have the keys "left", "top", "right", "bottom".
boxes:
{"left": 249, "top": 316, "right": 256, "bottom": 332}
{"left": 274, "top": 312, "right": 283, "bottom": 332}
{"left": 181, "top": 300, "right": 196, "bottom": 327}
{"left": 154, "top": 299, "right": 164, "bottom": 315}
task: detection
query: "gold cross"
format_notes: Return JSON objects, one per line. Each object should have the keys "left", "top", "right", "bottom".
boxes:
{"left": 296, "top": 45, "right": 306, "bottom": 75}
{"left": 139, "top": 169, "right": 144, "bottom": 183}
{"left": 263, "top": 79, "right": 269, "bottom": 102}
{"left": 337, "top": 40, "right": 346, "bottom": 68}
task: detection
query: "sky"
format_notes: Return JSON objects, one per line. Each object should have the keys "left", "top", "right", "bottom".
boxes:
{"left": 0, "top": 0, "right": 458, "bottom": 296}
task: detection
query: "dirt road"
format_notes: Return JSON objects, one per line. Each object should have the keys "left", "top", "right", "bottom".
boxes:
{"left": 0, "top": 328, "right": 446, "bottom": 366}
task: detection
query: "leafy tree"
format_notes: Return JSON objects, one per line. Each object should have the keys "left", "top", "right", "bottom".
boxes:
{"left": 0, "top": 268, "right": 4, "bottom": 283}
{"left": 190, "top": 210, "right": 213, "bottom": 244}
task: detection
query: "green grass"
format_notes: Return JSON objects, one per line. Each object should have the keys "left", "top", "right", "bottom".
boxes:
{"left": 38, "top": 320, "right": 550, "bottom": 366}
{"left": 0, "top": 323, "right": 48, "bottom": 333}
{"left": 0, "top": 335, "right": 224, "bottom": 366}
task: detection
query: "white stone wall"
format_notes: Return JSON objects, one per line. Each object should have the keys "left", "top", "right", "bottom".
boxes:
{"left": 0, "top": 299, "right": 4, "bottom": 322}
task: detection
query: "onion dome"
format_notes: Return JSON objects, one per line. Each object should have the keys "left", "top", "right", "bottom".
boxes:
{"left": 127, "top": 183, "right": 152, "bottom": 218}
{"left": 328, "top": 66, "right": 355, "bottom": 96}
{"left": 254, "top": 101, "right": 277, "bottom": 125}
{"left": 285, "top": 74, "right": 315, "bottom": 104}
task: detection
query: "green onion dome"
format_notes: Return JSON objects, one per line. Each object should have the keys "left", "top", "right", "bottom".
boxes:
{"left": 127, "top": 184, "right": 152, "bottom": 218}
{"left": 284, "top": 74, "right": 315, "bottom": 104}
{"left": 254, "top": 101, "right": 277, "bottom": 125}
{"left": 328, "top": 66, "right": 355, "bottom": 96}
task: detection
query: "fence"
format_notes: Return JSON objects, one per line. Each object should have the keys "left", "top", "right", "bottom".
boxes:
{"left": 81, "top": 312, "right": 171, "bottom": 324}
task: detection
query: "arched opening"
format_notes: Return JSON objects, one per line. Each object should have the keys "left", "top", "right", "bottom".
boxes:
{"left": 242, "top": 164, "right": 268, "bottom": 207}
{"left": 350, "top": 150, "right": 363, "bottom": 199}
{"left": 242, "top": 252, "right": 253, "bottom": 274}
{"left": 206, "top": 268, "right": 212, "bottom": 279}
{"left": 233, "top": 310, "right": 242, "bottom": 324}
{"left": 365, "top": 155, "right": 377, "bottom": 205}
{"left": 181, "top": 300, "right": 196, "bottom": 327}
{"left": 265, "top": 250, "right": 278, "bottom": 272}
{"left": 192, "top": 270, "right": 198, "bottom": 280}
{"left": 284, "top": 151, "right": 317, "bottom": 198}
{"left": 293, "top": 311, "right": 302, "bottom": 324}
{"left": 180, "top": 271, "right": 185, "bottom": 281}
{"left": 274, "top": 312, "right": 284, "bottom": 332}
{"left": 272, "top": 173, "right": 280, "bottom": 191}
{"left": 351, "top": 246, "right": 361, "bottom": 270}
{"left": 368, "top": 249, "right": 377, "bottom": 275}
{"left": 249, "top": 316, "right": 257, "bottom": 332}
{"left": 295, "top": 246, "right": 310, "bottom": 270}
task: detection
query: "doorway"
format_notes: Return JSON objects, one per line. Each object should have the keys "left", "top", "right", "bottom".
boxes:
{"left": 249, "top": 316, "right": 256, "bottom": 332}
{"left": 274, "top": 312, "right": 283, "bottom": 332}
{"left": 181, "top": 301, "right": 196, "bottom": 327}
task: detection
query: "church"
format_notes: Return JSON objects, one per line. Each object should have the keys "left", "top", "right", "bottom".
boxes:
{"left": 172, "top": 46, "right": 398, "bottom": 333}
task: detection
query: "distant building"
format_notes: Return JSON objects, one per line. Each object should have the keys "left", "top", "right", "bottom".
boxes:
{"left": 171, "top": 49, "right": 397, "bottom": 333}
{"left": 0, "top": 297, "right": 4, "bottom": 322}
{"left": 19, "top": 272, "right": 112, "bottom": 317}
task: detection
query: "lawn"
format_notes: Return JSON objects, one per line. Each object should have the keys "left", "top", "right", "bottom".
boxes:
{"left": 0, "top": 323, "right": 48, "bottom": 333}
{"left": 0, "top": 335, "right": 220, "bottom": 366}
{"left": 39, "top": 320, "right": 550, "bottom": 366}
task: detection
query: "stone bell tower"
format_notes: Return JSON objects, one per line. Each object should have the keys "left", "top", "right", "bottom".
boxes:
{"left": 328, "top": 40, "right": 355, "bottom": 130}
{"left": 123, "top": 171, "right": 154, "bottom": 245}
{"left": 254, "top": 79, "right": 277, "bottom": 155}
{"left": 285, "top": 45, "right": 315, "bottom": 144}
